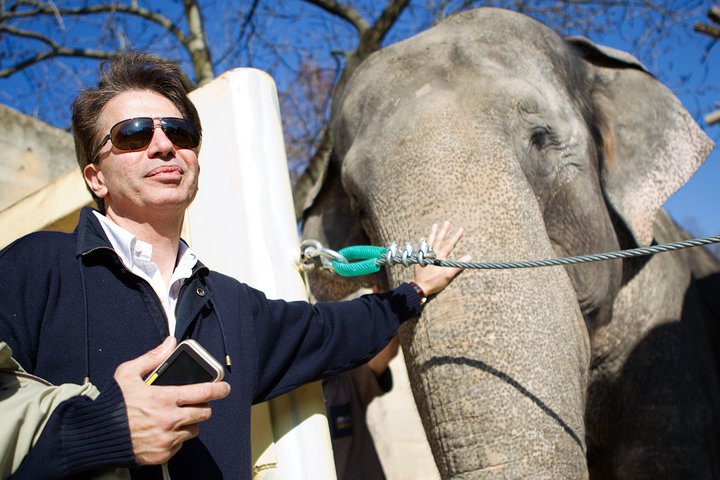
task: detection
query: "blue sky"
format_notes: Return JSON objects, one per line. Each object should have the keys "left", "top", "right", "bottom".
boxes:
{"left": 666, "top": 137, "right": 720, "bottom": 236}
{"left": 1, "top": 2, "right": 718, "bottom": 236}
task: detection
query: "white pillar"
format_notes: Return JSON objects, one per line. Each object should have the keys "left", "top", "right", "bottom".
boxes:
{"left": 187, "top": 68, "right": 336, "bottom": 480}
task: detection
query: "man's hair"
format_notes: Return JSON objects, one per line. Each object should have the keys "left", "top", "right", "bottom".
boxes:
{"left": 71, "top": 51, "right": 202, "bottom": 211}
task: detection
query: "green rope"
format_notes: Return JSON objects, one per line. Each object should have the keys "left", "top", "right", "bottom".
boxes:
{"left": 332, "top": 245, "right": 386, "bottom": 277}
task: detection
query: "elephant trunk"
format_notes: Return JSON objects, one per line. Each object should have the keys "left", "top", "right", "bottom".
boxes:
{"left": 401, "top": 234, "right": 589, "bottom": 477}
{"left": 377, "top": 134, "right": 591, "bottom": 478}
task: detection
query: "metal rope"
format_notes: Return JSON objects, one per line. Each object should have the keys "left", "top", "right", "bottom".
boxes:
{"left": 376, "top": 235, "right": 720, "bottom": 270}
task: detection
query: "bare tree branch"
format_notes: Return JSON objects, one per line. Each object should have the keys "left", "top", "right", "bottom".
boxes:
{"left": 0, "top": 1, "right": 217, "bottom": 85}
{"left": 359, "top": 0, "right": 410, "bottom": 52}
{"left": 0, "top": 22, "right": 57, "bottom": 47}
{"left": 695, "top": 21, "right": 720, "bottom": 39}
{"left": 696, "top": 4, "right": 720, "bottom": 125}
{"left": 302, "top": 0, "right": 369, "bottom": 32}
{"left": 705, "top": 109, "right": 720, "bottom": 125}
{"left": 292, "top": 0, "right": 410, "bottom": 218}
{"left": 695, "top": 3, "right": 720, "bottom": 40}
{"left": 214, "top": 0, "right": 260, "bottom": 66}
{"left": 182, "top": 0, "right": 214, "bottom": 85}
{"left": 1, "top": 3, "right": 189, "bottom": 45}
{"left": 0, "top": 44, "right": 119, "bottom": 77}
{"left": 709, "top": 5, "right": 720, "bottom": 24}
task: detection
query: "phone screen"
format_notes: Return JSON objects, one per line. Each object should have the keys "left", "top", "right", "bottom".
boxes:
{"left": 153, "top": 350, "right": 216, "bottom": 386}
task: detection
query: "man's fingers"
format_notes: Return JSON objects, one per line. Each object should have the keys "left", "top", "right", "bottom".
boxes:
{"left": 431, "top": 221, "right": 450, "bottom": 248}
{"left": 176, "top": 423, "right": 201, "bottom": 442}
{"left": 413, "top": 221, "right": 466, "bottom": 297}
{"left": 116, "top": 337, "right": 177, "bottom": 379}
{"left": 165, "top": 381, "right": 231, "bottom": 406}
{"left": 138, "top": 428, "right": 194, "bottom": 465}
{"left": 174, "top": 405, "right": 213, "bottom": 428}
{"left": 448, "top": 226, "right": 464, "bottom": 249}
{"left": 427, "top": 223, "right": 439, "bottom": 247}
{"left": 437, "top": 220, "right": 451, "bottom": 240}
{"left": 430, "top": 222, "right": 463, "bottom": 258}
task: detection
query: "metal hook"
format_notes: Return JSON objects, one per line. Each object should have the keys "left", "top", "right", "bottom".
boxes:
{"left": 298, "top": 240, "right": 348, "bottom": 273}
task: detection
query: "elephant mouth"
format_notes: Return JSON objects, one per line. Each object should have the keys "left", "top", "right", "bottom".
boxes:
{"left": 549, "top": 240, "right": 620, "bottom": 330}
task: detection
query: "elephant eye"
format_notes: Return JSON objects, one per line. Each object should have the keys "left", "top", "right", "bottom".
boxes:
{"left": 530, "top": 126, "right": 561, "bottom": 150}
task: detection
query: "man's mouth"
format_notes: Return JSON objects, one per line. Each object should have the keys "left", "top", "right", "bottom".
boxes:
{"left": 147, "top": 165, "right": 183, "bottom": 177}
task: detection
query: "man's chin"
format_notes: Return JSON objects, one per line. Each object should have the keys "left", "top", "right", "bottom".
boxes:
{"left": 140, "top": 196, "right": 194, "bottom": 214}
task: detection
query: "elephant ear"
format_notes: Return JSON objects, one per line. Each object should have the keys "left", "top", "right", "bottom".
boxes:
{"left": 567, "top": 36, "right": 714, "bottom": 247}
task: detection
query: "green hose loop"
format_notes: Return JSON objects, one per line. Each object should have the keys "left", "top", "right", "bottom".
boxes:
{"left": 332, "top": 246, "right": 387, "bottom": 277}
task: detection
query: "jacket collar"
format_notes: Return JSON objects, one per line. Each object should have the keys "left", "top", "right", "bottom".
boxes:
{"left": 75, "top": 206, "right": 113, "bottom": 257}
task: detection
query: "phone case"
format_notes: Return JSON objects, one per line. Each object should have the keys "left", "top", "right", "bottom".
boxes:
{"left": 145, "top": 339, "right": 224, "bottom": 385}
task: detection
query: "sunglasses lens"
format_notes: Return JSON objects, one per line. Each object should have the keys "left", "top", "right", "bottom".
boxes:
{"left": 162, "top": 118, "right": 201, "bottom": 149}
{"left": 111, "top": 119, "right": 154, "bottom": 150}
{"left": 107, "top": 117, "right": 200, "bottom": 152}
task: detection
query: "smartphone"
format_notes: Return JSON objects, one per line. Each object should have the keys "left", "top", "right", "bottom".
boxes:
{"left": 145, "top": 339, "right": 224, "bottom": 386}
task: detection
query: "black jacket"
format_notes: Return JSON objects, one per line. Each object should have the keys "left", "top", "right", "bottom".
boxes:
{"left": 0, "top": 207, "right": 422, "bottom": 479}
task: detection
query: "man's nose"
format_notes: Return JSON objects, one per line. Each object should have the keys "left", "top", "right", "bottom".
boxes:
{"left": 146, "top": 123, "right": 174, "bottom": 157}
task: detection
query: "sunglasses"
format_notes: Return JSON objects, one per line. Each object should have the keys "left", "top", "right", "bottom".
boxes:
{"left": 91, "top": 117, "right": 201, "bottom": 163}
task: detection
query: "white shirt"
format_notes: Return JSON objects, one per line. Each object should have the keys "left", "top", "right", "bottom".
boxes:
{"left": 93, "top": 211, "right": 198, "bottom": 336}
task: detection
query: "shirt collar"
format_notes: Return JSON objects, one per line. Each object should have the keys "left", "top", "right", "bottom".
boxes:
{"left": 92, "top": 210, "right": 197, "bottom": 275}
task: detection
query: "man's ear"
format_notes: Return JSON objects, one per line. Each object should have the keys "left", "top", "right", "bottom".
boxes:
{"left": 83, "top": 163, "right": 109, "bottom": 199}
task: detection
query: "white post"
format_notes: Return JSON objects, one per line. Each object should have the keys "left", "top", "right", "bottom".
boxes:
{"left": 187, "top": 68, "right": 336, "bottom": 480}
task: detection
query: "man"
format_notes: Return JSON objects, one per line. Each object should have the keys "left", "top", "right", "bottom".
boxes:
{"left": 0, "top": 52, "right": 464, "bottom": 479}
{"left": 323, "top": 335, "right": 399, "bottom": 480}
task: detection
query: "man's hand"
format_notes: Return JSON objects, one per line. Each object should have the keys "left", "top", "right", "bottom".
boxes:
{"left": 114, "top": 337, "right": 231, "bottom": 465}
{"left": 412, "top": 221, "right": 469, "bottom": 297}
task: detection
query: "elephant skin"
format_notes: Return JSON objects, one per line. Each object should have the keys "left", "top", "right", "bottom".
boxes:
{"left": 302, "top": 8, "right": 719, "bottom": 479}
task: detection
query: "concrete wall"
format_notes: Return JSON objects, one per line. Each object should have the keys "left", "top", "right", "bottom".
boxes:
{"left": 0, "top": 103, "right": 78, "bottom": 212}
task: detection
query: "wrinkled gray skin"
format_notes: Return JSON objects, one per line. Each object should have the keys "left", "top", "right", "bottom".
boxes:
{"left": 303, "top": 8, "right": 720, "bottom": 479}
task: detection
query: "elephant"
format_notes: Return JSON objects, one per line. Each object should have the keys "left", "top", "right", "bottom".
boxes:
{"left": 301, "top": 7, "right": 720, "bottom": 479}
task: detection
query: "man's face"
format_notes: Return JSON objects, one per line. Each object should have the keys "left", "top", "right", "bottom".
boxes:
{"left": 83, "top": 89, "right": 200, "bottom": 220}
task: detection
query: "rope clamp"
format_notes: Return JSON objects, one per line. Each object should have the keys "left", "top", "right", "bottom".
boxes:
{"left": 385, "top": 239, "right": 435, "bottom": 267}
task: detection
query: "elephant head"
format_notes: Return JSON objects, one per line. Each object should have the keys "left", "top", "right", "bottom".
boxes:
{"left": 303, "top": 8, "right": 713, "bottom": 478}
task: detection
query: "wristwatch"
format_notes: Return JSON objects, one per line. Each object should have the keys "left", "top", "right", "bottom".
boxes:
{"left": 409, "top": 281, "right": 427, "bottom": 305}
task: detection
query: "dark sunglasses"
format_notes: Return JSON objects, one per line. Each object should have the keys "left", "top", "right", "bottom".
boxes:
{"left": 91, "top": 117, "right": 201, "bottom": 163}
